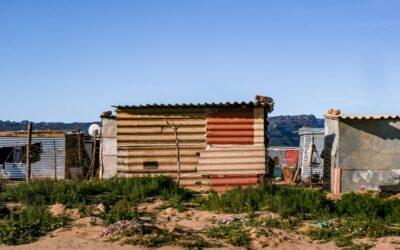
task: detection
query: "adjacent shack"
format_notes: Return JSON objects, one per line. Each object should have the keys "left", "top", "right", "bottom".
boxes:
{"left": 298, "top": 127, "right": 325, "bottom": 179}
{"left": 0, "top": 131, "right": 67, "bottom": 179}
{"left": 111, "top": 96, "right": 274, "bottom": 191}
{"left": 325, "top": 113, "right": 400, "bottom": 193}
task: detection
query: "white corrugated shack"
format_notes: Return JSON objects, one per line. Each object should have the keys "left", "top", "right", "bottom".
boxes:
{"left": 0, "top": 131, "right": 66, "bottom": 179}
{"left": 298, "top": 127, "right": 325, "bottom": 179}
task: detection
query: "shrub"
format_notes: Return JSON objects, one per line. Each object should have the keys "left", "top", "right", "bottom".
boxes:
{"left": 205, "top": 222, "right": 251, "bottom": 247}
{"left": 201, "top": 185, "right": 333, "bottom": 219}
{"left": 1, "top": 176, "right": 189, "bottom": 208}
{"left": 0, "top": 205, "right": 68, "bottom": 245}
{"left": 101, "top": 199, "right": 138, "bottom": 225}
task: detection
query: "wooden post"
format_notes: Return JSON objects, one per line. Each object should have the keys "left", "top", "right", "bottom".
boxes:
{"left": 173, "top": 127, "right": 181, "bottom": 186}
{"left": 77, "top": 130, "right": 83, "bottom": 179}
{"left": 164, "top": 119, "right": 181, "bottom": 186}
{"left": 26, "top": 122, "right": 32, "bottom": 182}
{"left": 89, "top": 131, "right": 98, "bottom": 179}
{"left": 53, "top": 140, "right": 57, "bottom": 180}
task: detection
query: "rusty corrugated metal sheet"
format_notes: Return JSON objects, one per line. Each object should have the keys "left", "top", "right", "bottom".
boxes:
{"left": 284, "top": 149, "right": 299, "bottom": 165}
{"left": 207, "top": 109, "right": 254, "bottom": 145}
{"left": 210, "top": 175, "right": 259, "bottom": 192}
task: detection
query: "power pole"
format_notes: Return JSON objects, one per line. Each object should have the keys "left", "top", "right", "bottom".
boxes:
{"left": 26, "top": 122, "right": 33, "bottom": 182}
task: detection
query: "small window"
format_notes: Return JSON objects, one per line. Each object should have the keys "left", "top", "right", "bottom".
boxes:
{"left": 143, "top": 161, "right": 159, "bottom": 169}
{"left": 196, "top": 152, "right": 201, "bottom": 157}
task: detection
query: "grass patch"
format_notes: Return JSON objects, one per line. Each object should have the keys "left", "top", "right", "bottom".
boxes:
{"left": 201, "top": 185, "right": 332, "bottom": 219}
{"left": 0, "top": 205, "right": 68, "bottom": 245}
{"left": 205, "top": 221, "right": 251, "bottom": 248}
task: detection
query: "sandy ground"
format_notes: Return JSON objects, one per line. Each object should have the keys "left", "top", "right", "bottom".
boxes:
{"left": 1, "top": 200, "right": 400, "bottom": 250}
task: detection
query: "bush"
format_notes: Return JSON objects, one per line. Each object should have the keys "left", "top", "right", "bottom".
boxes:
{"left": 335, "top": 192, "right": 400, "bottom": 223}
{"left": 201, "top": 185, "right": 333, "bottom": 219}
{"left": 102, "top": 199, "right": 138, "bottom": 225}
{"left": 1, "top": 176, "right": 189, "bottom": 207}
{"left": 0, "top": 205, "right": 68, "bottom": 245}
{"left": 205, "top": 222, "right": 251, "bottom": 247}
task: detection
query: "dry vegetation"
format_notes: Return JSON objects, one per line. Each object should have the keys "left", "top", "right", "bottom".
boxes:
{"left": 1, "top": 176, "right": 400, "bottom": 249}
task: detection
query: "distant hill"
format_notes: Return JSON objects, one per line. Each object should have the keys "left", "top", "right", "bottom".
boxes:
{"left": 0, "top": 115, "right": 323, "bottom": 146}
{"left": 268, "top": 115, "right": 324, "bottom": 147}
{"left": 0, "top": 120, "right": 99, "bottom": 133}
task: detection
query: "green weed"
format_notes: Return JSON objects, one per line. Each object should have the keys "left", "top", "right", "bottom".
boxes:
{"left": 0, "top": 205, "right": 68, "bottom": 245}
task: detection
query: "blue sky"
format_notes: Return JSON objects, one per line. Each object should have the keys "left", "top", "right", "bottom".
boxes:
{"left": 1, "top": 0, "right": 400, "bottom": 122}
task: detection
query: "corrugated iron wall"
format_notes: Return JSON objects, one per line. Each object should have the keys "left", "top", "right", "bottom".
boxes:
{"left": 0, "top": 136, "right": 66, "bottom": 180}
{"left": 115, "top": 106, "right": 267, "bottom": 191}
{"left": 207, "top": 109, "right": 254, "bottom": 145}
{"left": 298, "top": 128, "right": 324, "bottom": 178}
{"left": 116, "top": 109, "right": 208, "bottom": 189}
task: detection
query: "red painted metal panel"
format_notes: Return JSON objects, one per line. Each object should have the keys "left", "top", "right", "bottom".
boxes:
{"left": 206, "top": 108, "right": 254, "bottom": 145}
{"left": 210, "top": 174, "right": 259, "bottom": 192}
{"left": 207, "top": 124, "right": 254, "bottom": 130}
{"left": 207, "top": 130, "right": 254, "bottom": 137}
{"left": 206, "top": 137, "right": 254, "bottom": 144}
{"left": 285, "top": 150, "right": 299, "bottom": 165}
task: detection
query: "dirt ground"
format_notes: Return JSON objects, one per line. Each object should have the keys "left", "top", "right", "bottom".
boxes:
{"left": 1, "top": 200, "right": 400, "bottom": 250}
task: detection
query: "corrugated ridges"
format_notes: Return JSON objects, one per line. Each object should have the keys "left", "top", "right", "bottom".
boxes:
{"left": 325, "top": 114, "right": 400, "bottom": 120}
{"left": 114, "top": 100, "right": 273, "bottom": 110}
{"left": 197, "top": 146, "right": 266, "bottom": 175}
{"left": 0, "top": 137, "right": 65, "bottom": 180}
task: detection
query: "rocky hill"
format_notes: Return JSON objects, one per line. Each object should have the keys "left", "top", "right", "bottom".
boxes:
{"left": 268, "top": 115, "right": 324, "bottom": 147}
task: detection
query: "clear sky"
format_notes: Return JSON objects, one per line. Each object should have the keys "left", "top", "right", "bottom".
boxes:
{"left": 1, "top": 0, "right": 399, "bottom": 122}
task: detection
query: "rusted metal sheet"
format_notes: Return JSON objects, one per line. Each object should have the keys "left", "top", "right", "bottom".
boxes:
{"left": 207, "top": 109, "right": 254, "bottom": 145}
{"left": 210, "top": 175, "right": 259, "bottom": 192}
{"left": 284, "top": 150, "right": 299, "bottom": 165}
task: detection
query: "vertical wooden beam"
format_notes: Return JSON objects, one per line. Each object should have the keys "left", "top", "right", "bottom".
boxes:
{"left": 77, "top": 130, "right": 83, "bottom": 179}
{"left": 26, "top": 122, "right": 32, "bottom": 182}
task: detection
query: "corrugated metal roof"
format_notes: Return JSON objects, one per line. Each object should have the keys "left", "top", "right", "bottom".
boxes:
{"left": 114, "top": 100, "right": 274, "bottom": 111}
{"left": 325, "top": 114, "right": 400, "bottom": 120}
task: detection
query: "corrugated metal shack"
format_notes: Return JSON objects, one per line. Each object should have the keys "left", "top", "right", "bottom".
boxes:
{"left": 0, "top": 131, "right": 66, "bottom": 179}
{"left": 298, "top": 127, "right": 325, "bottom": 179}
{"left": 325, "top": 113, "right": 400, "bottom": 193}
{"left": 111, "top": 96, "right": 274, "bottom": 191}
{"left": 0, "top": 130, "right": 91, "bottom": 180}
